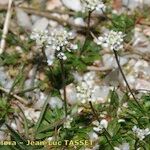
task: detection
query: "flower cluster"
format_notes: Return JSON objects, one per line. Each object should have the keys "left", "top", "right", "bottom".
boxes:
{"left": 76, "top": 81, "right": 101, "bottom": 104}
{"left": 132, "top": 126, "right": 150, "bottom": 140}
{"left": 95, "top": 30, "right": 125, "bottom": 51}
{"left": 30, "top": 28, "right": 77, "bottom": 65}
{"left": 92, "top": 119, "right": 108, "bottom": 132}
{"left": 30, "top": 29, "right": 49, "bottom": 46}
{"left": 81, "top": 0, "right": 106, "bottom": 12}
{"left": 76, "top": 72, "right": 109, "bottom": 104}
{"left": 76, "top": 81, "right": 92, "bottom": 104}
{"left": 48, "top": 29, "right": 77, "bottom": 60}
{"left": 63, "top": 115, "right": 73, "bottom": 129}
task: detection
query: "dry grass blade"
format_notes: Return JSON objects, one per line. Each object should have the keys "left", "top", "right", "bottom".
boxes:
{"left": 0, "top": 0, "right": 13, "bottom": 54}
{"left": 0, "top": 86, "right": 29, "bottom": 105}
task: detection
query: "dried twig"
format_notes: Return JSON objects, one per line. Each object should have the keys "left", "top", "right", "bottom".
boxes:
{"left": 0, "top": 5, "right": 100, "bottom": 29}
{"left": 0, "top": 86, "right": 29, "bottom": 105}
{"left": 0, "top": 0, "right": 13, "bottom": 54}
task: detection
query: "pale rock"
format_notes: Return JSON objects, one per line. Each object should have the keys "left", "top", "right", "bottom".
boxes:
{"left": 104, "top": 69, "right": 121, "bottom": 87}
{"left": 126, "top": 75, "right": 136, "bottom": 88}
{"left": 114, "top": 143, "right": 130, "bottom": 150}
{"left": 135, "top": 79, "right": 150, "bottom": 91}
{"left": 0, "top": 125, "right": 6, "bottom": 140}
{"left": 45, "top": 47, "right": 55, "bottom": 66}
{"left": 74, "top": 17, "right": 86, "bottom": 26}
{"left": 0, "top": 67, "right": 13, "bottom": 90}
{"left": 134, "top": 60, "right": 150, "bottom": 76}
{"left": 15, "top": 46, "right": 23, "bottom": 53}
{"left": 102, "top": 54, "right": 128, "bottom": 69}
{"left": 72, "top": 71, "right": 83, "bottom": 82}
{"left": 16, "top": 8, "right": 32, "bottom": 30}
{"left": 143, "top": 27, "right": 150, "bottom": 37}
{"left": 62, "top": 0, "right": 82, "bottom": 11}
{"left": 128, "top": 59, "right": 137, "bottom": 67}
{"left": 0, "top": 0, "right": 9, "bottom": 5}
{"left": 28, "top": 66, "right": 37, "bottom": 78}
{"left": 24, "top": 108, "right": 41, "bottom": 122}
{"left": 47, "top": 0, "right": 62, "bottom": 10}
{"left": 24, "top": 79, "right": 35, "bottom": 100}
{"left": 49, "top": 97, "right": 63, "bottom": 109}
{"left": 32, "top": 17, "right": 49, "bottom": 31}
{"left": 5, "top": 80, "right": 13, "bottom": 90}
{"left": 24, "top": 79, "right": 32, "bottom": 89}
{"left": 10, "top": 121, "right": 17, "bottom": 130}
{"left": 65, "top": 84, "right": 77, "bottom": 105}
{"left": 0, "top": 131, "right": 5, "bottom": 140}
{"left": 100, "top": 119, "right": 108, "bottom": 129}
{"left": 123, "top": 0, "right": 150, "bottom": 10}
{"left": 83, "top": 71, "right": 98, "bottom": 88}
{"left": 122, "top": 0, "right": 143, "bottom": 10}
{"left": 83, "top": 71, "right": 96, "bottom": 81}
{"left": 88, "top": 131, "right": 99, "bottom": 141}
{"left": 49, "top": 20, "right": 58, "bottom": 27}
{"left": 92, "top": 145, "right": 100, "bottom": 150}
{"left": 34, "top": 92, "right": 47, "bottom": 109}
{"left": 133, "top": 28, "right": 150, "bottom": 53}
{"left": 0, "top": 67, "right": 7, "bottom": 85}
{"left": 91, "top": 86, "right": 110, "bottom": 103}
{"left": 31, "top": 15, "right": 41, "bottom": 23}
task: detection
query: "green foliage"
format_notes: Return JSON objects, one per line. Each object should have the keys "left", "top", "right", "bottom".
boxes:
{"left": 46, "top": 64, "right": 74, "bottom": 90}
{"left": 66, "top": 40, "right": 101, "bottom": 72}
{"left": 0, "top": 99, "right": 13, "bottom": 119}
{"left": 0, "top": 52, "right": 20, "bottom": 65}
{"left": 110, "top": 14, "right": 135, "bottom": 41}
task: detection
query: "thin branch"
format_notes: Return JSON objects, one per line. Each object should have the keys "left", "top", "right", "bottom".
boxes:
{"left": 0, "top": 0, "right": 13, "bottom": 54}
{"left": 113, "top": 50, "right": 144, "bottom": 112}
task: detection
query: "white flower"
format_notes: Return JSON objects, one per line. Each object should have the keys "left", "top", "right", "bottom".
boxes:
{"left": 31, "top": 28, "right": 77, "bottom": 64}
{"left": 30, "top": 29, "right": 49, "bottom": 46}
{"left": 132, "top": 126, "right": 150, "bottom": 140}
{"left": 76, "top": 81, "right": 109, "bottom": 104}
{"left": 96, "top": 30, "right": 125, "bottom": 51}
{"left": 81, "top": 0, "right": 106, "bottom": 12}
{"left": 92, "top": 119, "right": 108, "bottom": 132}
{"left": 48, "top": 28, "right": 76, "bottom": 49}
{"left": 47, "top": 28, "right": 77, "bottom": 60}
{"left": 57, "top": 52, "right": 67, "bottom": 60}
{"left": 64, "top": 115, "right": 73, "bottom": 129}
{"left": 76, "top": 81, "right": 92, "bottom": 104}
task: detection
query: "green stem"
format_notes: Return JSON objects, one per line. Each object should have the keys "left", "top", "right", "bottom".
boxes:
{"left": 134, "top": 139, "right": 139, "bottom": 150}
{"left": 89, "top": 101, "right": 99, "bottom": 121}
{"left": 80, "top": 11, "right": 92, "bottom": 55}
{"left": 60, "top": 60, "right": 67, "bottom": 117}
{"left": 89, "top": 101, "right": 115, "bottom": 149}
{"left": 104, "top": 134, "right": 115, "bottom": 150}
